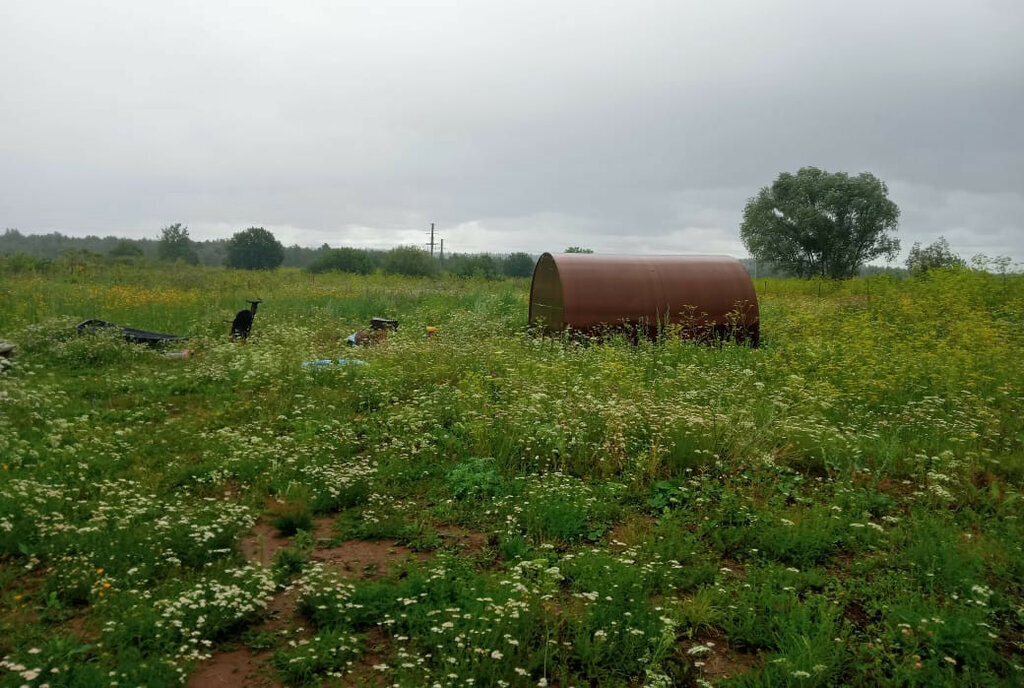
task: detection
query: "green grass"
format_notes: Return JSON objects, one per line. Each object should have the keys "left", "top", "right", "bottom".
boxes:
{"left": 0, "top": 261, "right": 1022, "bottom": 686}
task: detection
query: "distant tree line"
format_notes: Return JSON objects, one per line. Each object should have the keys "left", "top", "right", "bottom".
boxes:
{"left": 0, "top": 228, "right": 538, "bottom": 279}
{"left": 0, "top": 227, "right": 320, "bottom": 268}
{"left": 4, "top": 222, "right": 1013, "bottom": 280}
{"left": 307, "top": 245, "right": 536, "bottom": 278}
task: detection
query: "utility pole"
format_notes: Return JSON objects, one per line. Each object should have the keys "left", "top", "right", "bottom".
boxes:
{"left": 428, "top": 222, "right": 436, "bottom": 256}
{"left": 439, "top": 239, "right": 444, "bottom": 261}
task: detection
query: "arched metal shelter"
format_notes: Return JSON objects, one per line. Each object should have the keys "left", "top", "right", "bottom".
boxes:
{"left": 529, "top": 253, "right": 759, "bottom": 345}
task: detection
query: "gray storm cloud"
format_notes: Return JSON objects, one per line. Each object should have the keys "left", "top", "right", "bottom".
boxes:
{"left": 1, "top": 0, "right": 1022, "bottom": 261}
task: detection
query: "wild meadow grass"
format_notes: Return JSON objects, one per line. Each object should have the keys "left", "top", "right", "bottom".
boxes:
{"left": 0, "top": 260, "right": 1022, "bottom": 686}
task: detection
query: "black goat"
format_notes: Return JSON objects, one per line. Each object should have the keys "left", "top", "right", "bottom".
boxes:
{"left": 231, "top": 299, "right": 262, "bottom": 340}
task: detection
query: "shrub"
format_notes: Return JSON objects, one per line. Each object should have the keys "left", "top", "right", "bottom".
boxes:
{"left": 448, "top": 253, "right": 500, "bottom": 279}
{"left": 383, "top": 245, "right": 439, "bottom": 277}
{"left": 906, "top": 236, "right": 965, "bottom": 274}
{"left": 0, "top": 252, "right": 50, "bottom": 272}
{"left": 446, "top": 457, "right": 506, "bottom": 500}
{"left": 502, "top": 251, "right": 535, "bottom": 277}
{"left": 307, "top": 246, "right": 373, "bottom": 274}
{"left": 108, "top": 239, "right": 144, "bottom": 258}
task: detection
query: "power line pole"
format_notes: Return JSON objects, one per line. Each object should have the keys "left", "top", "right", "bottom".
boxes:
{"left": 439, "top": 239, "right": 444, "bottom": 261}
{"left": 428, "top": 222, "right": 436, "bottom": 256}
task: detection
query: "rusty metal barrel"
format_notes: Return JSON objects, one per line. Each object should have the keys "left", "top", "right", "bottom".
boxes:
{"left": 529, "top": 253, "right": 759, "bottom": 345}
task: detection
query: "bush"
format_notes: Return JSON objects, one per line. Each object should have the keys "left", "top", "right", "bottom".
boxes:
{"left": 906, "top": 236, "right": 965, "bottom": 274}
{"left": 108, "top": 240, "right": 144, "bottom": 258}
{"left": 448, "top": 253, "right": 500, "bottom": 279}
{"left": 0, "top": 252, "right": 50, "bottom": 272}
{"left": 446, "top": 457, "right": 506, "bottom": 500}
{"left": 307, "top": 246, "right": 374, "bottom": 274}
{"left": 383, "top": 245, "right": 439, "bottom": 277}
{"left": 502, "top": 252, "right": 535, "bottom": 277}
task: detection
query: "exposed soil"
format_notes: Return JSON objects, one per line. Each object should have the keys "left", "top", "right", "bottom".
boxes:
{"left": 263, "top": 585, "right": 300, "bottom": 631}
{"left": 189, "top": 572, "right": 397, "bottom": 688}
{"left": 195, "top": 515, "right": 335, "bottom": 687}
{"left": 203, "top": 519, "right": 487, "bottom": 686}
{"left": 188, "top": 647, "right": 282, "bottom": 688}
{"left": 314, "top": 516, "right": 338, "bottom": 541}
{"left": 717, "top": 559, "right": 747, "bottom": 579}
{"left": 220, "top": 480, "right": 242, "bottom": 500}
{"left": 57, "top": 613, "right": 99, "bottom": 643}
{"left": 188, "top": 586, "right": 301, "bottom": 688}
{"left": 313, "top": 539, "right": 431, "bottom": 579}
{"left": 872, "top": 477, "right": 917, "bottom": 501}
{"left": 843, "top": 598, "right": 872, "bottom": 630}
{"left": 239, "top": 516, "right": 336, "bottom": 568}
{"left": 679, "top": 638, "right": 760, "bottom": 681}
{"left": 338, "top": 627, "right": 391, "bottom": 688}
{"left": 239, "top": 522, "right": 291, "bottom": 569}
{"left": 829, "top": 551, "right": 885, "bottom": 578}
{"left": 436, "top": 526, "right": 490, "bottom": 554}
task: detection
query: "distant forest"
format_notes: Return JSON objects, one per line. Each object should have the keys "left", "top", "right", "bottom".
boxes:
{"left": 0, "top": 228, "right": 538, "bottom": 278}
{"left": 0, "top": 228, "right": 906, "bottom": 279}
{"left": 0, "top": 228, "right": 318, "bottom": 267}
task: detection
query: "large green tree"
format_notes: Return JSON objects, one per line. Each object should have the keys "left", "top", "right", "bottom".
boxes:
{"left": 740, "top": 167, "right": 900, "bottom": 279}
{"left": 224, "top": 227, "right": 284, "bottom": 270}
{"left": 157, "top": 223, "right": 199, "bottom": 264}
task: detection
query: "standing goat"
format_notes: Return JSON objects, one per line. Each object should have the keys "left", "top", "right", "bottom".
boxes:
{"left": 231, "top": 299, "right": 262, "bottom": 340}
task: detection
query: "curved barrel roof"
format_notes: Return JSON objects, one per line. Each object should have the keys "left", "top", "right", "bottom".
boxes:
{"left": 529, "top": 253, "right": 759, "bottom": 344}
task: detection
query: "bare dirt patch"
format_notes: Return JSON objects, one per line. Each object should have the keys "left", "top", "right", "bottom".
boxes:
{"left": 239, "top": 522, "right": 291, "bottom": 568}
{"left": 56, "top": 614, "right": 98, "bottom": 643}
{"left": 843, "top": 598, "right": 872, "bottom": 630}
{"left": 264, "top": 585, "right": 300, "bottom": 631}
{"left": 313, "top": 539, "right": 431, "bottom": 579}
{"left": 314, "top": 516, "right": 338, "bottom": 542}
{"left": 211, "top": 519, "right": 437, "bottom": 685}
{"left": 717, "top": 559, "right": 747, "bottom": 579}
{"left": 240, "top": 516, "right": 336, "bottom": 568}
{"left": 220, "top": 479, "right": 242, "bottom": 500}
{"left": 679, "top": 638, "right": 760, "bottom": 681}
{"left": 829, "top": 551, "right": 885, "bottom": 579}
{"left": 196, "top": 516, "right": 325, "bottom": 688}
{"left": 188, "top": 647, "right": 282, "bottom": 688}
{"left": 872, "top": 477, "right": 917, "bottom": 501}
{"left": 436, "top": 527, "right": 490, "bottom": 554}
{"left": 188, "top": 586, "right": 302, "bottom": 688}
{"left": 338, "top": 627, "right": 390, "bottom": 688}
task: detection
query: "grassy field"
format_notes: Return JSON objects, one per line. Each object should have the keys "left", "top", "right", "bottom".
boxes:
{"left": 0, "top": 260, "right": 1022, "bottom": 687}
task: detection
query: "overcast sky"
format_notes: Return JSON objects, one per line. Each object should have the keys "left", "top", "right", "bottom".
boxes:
{"left": 2, "top": 1, "right": 1022, "bottom": 262}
